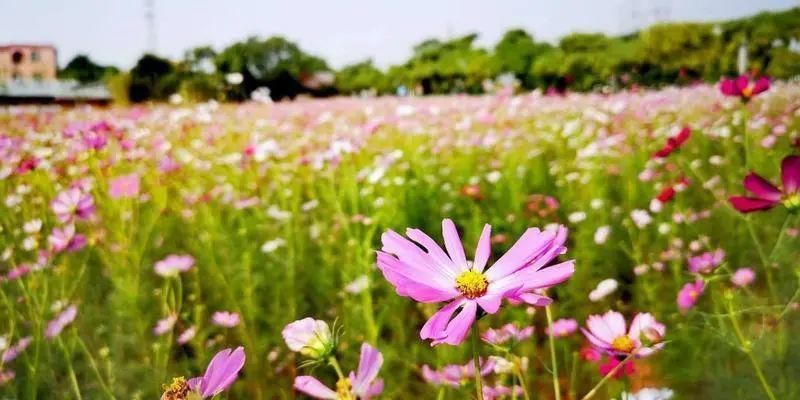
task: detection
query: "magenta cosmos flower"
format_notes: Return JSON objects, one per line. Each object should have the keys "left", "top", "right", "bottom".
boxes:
{"left": 719, "top": 75, "right": 770, "bottom": 100}
{"left": 154, "top": 254, "right": 195, "bottom": 277}
{"left": 729, "top": 155, "right": 800, "bottom": 213}
{"left": 294, "top": 343, "right": 383, "bottom": 400}
{"left": 177, "top": 347, "right": 246, "bottom": 398}
{"left": 677, "top": 280, "right": 705, "bottom": 311}
{"left": 581, "top": 311, "right": 665, "bottom": 357}
{"left": 51, "top": 188, "right": 95, "bottom": 223}
{"left": 377, "top": 219, "right": 574, "bottom": 346}
{"left": 109, "top": 173, "right": 141, "bottom": 199}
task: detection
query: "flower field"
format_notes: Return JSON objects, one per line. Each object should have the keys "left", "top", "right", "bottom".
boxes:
{"left": 1, "top": 80, "right": 799, "bottom": 399}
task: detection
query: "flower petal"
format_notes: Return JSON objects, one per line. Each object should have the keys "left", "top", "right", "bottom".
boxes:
{"left": 743, "top": 173, "right": 782, "bottom": 201}
{"left": 432, "top": 301, "right": 477, "bottom": 346}
{"left": 442, "top": 219, "right": 468, "bottom": 272}
{"left": 294, "top": 376, "right": 337, "bottom": 399}
{"left": 352, "top": 343, "right": 383, "bottom": 396}
{"left": 781, "top": 155, "right": 800, "bottom": 194}
{"left": 472, "top": 224, "right": 492, "bottom": 273}
{"left": 728, "top": 196, "right": 779, "bottom": 213}
{"left": 484, "top": 228, "right": 554, "bottom": 281}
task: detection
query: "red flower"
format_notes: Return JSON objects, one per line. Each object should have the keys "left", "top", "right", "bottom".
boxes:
{"left": 656, "top": 187, "right": 676, "bottom": 203}
{"left": 598, "top": 357, "right": 635, "bottom": 379}
{"left": 729, "top": 155, "right": 800, "bottom": 213}
{"left": 653, "top": 126, "right": 691, "bottom": 158}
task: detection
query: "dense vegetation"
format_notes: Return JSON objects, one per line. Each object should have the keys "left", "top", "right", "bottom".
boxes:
{"left": 60, "top": 7, "right": 800, "bottom": 102}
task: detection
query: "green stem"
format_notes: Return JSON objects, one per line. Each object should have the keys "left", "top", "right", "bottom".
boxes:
{"left": 471, "top": 323, "right": 484, "bottom": 400}
{"left": 745, "top": 216, "right": 776, "bottom": 301}
{"left": 76, "top": 337, "right": 116, "bottom": 399}
{"left": 726, "top": 296, "right": 776, "bottom": 400}
{"left": 513, "top": 360, "right": 531, "bottom": 400}
{"left": 768, "top": 214, "right": 795, "bottom": 261}
{"left": 329, "top": 356, "right": 346, "bottom": 381}
{"left": 545, "top": 306, "right": 561, "bottom": 400}
{"left": 58, "top": 338, "right": 83, "bottom": 400}
{"left": 580, "top": 353, "right": 634, "bottom": 400}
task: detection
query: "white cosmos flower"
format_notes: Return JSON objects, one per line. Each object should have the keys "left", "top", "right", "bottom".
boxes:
{"left": 261, "top": 238, "right": 286, "bottom": 253}
{"left": 589, "top": 278, "right": 619, "bottom": 302}
{"left": 594, "top": 226, "right": 611, "bottom": 244}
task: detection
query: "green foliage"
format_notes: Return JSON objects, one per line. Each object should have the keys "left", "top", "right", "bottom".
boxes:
{"left": 59, "top": 55, "right": 118, "bottom": 84}
{"left": 128, "top": 54, "right": 176, "bottom": 102}
{"left": 335, "top": 60, "right": 385, "bottom": 95}
{"left": 104, "top": 7, "right": 800, "bottom": 100}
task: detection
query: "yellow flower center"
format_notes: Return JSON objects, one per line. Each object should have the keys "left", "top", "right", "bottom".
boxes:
{"left": 160, "top": 377, "right": 190, "bottom": 400}
{"left": 783, "top": 193, "right": 800, "bottom": 211}
{"left": 742, "top": 85, "right": 754, "bottom": 98}
{"left": 455, "top": 270, "right": 489, "bottom": 299}
{"left": 611, "top": 335, "right": 636, "bottom": 353}
{"left": 336, "top": 378, "right": 354, "bottom": 400}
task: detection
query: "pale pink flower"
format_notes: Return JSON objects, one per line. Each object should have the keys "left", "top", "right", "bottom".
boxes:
{"left": 677, "top": 280, "right": 705, "bottom": 311}
{"left": 212, "top": 311, "right": 240, "bottom": 328}
{"left": 51, "top": 188, "right": 95, "bottom": 223}
{"left": 294, "top": 343, "right": 383, "bottom": 399}
{"left": 45, "top": 305, "right": 77, "bottom": 338}
{"left": 547, "top": 318, "right": 578, "bottom": 337}
{"left": 581, "top": 311, "right": 665, "bottom": 357}
{"left": 109, "top": 173, "right": 140, "bottom": 199}
{"left": 731, "top": 268, "right": 755, "bottom": 287}
{"left": 154, "top": 254, "right": 195, "bottom": 277}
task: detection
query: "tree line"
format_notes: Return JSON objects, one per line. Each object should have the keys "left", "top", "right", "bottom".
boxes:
{"left": 58, "top": 7, "right": 800, "bottom": 102}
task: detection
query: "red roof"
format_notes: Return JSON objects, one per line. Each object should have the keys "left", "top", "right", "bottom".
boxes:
{"left": 0, "top": 44, "right": 56, "bottom": 51}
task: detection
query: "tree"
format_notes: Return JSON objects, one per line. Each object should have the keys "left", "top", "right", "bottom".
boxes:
{"left": 215, "top": 36, "right": 331, "bottom": 101}
{"left": 493, "top": 29, "right": 551, "bottom": 88}
{"left": 335, "top": 60, "right": 385, "bottom": 95}
{"left": 128, "top": 54, "right": 175, "bottom": 102}
{"left": 59, "top": 55, "right": 118, "bottom": 84}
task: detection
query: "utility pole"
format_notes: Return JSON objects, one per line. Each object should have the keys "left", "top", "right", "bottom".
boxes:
{"left": 144, "top": 0, "right": 157, "bottom": 54}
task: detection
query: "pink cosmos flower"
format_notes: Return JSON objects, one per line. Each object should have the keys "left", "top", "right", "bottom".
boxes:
{"left": 481, "top": 323, "right": 534, "bottom": 345}
{"left": 177, "top": 327, "right": 196, "bottom": 345}
{"left": 677, "top": 280, "right": 705, "bottom": 311}
{"left": 581, "top": 311, "right": 665, "bottom": 357}
{"left": 729, "top": 155, "right": 800, "bottom": 213}
{"left": 731, "top": 268, "right": 756, "bottom": 287}
{"left": 547, "top": 318, "right": 578, "bottom": 337}
{"left": 2, "top": 336, "right": 32, "bottom": 363}
{"left": 187, "top": 347, "right": 246, "bottom": 398}
{"left": 377, "top": 219, "right": 574, "bottom": 346}
{"left": 483, "top": 384, "right": 524, "bottom": 400}
{"left": 45, "top": 305, "right": 77, "bottom": 338}
{"left": 153, "top": 314, "right": 177, "bottom": 336}
{"left": 51, "top": 188, "right": 95, "bottom": 224}
{"left": 294, "top": 343, "right": 384, "bottom": 399}
{"left": 212, "top": 311, "right": 240, "bottom": 328}
{"left": 687, "top": 249, "right": 725, "bottom": 274}
{"left": 109, "top": 173, "right": 140, "bottom": 199}
{"left": 48, "top": 225, "right": 87, "bottom": 253}
{"left": 719, "top": 75, "right": 770, "bottom": 100}
{"left": 421, "top": 358, "right": 495, "bottom": 387}
{"left": 154, "top": 254, "right": 195, "bottom": 277}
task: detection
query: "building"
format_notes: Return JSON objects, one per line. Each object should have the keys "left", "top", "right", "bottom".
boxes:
{"left": 0, "top": 44, "right": 58, "bottom": 82}
{"left": 0, "top": 44, "right": 110, "bottom": 105}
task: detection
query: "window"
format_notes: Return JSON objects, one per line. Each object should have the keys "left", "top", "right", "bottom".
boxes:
{"left": 31, "top": 51, "right": 40, "bottom": 62}
{"left": 33, "top": 73, "right": 43, "bottom": 81}
{"left": 11, "top": 51, "right": 23, "bottom": 64}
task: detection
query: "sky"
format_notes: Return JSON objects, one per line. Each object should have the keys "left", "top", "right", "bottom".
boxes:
{"left": 0, "top": 0, "right": 796, "bottom": 69}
